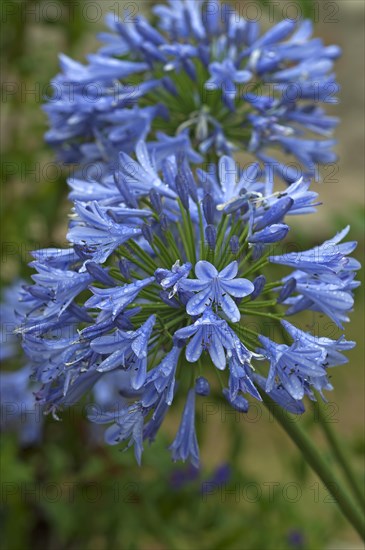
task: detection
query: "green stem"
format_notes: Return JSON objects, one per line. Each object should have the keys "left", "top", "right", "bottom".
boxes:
{"left": 239, "top": 309, "right": 282, "bottom": 321}
{"left": 197, "top": 201, "right": 206, "bottom": 261}
{"left": 243, "top": 257, "right": 269, "bottom": 278}
{"left": 276, "top": 308, "right": 364, "bottom": 511}
{"left": 260, "top": 392, "right": 365, "bottom": 541}
{"left": 312, "top": 396, "right": 365, "bottom": 510}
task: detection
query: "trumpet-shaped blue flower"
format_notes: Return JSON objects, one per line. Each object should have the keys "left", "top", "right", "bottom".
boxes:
{"left": 142, "top": 346, "right": 181, "bottom": 408}
{"left": 179, "top": 261, "right": 254, "bottom": 322}
{"left": 269, "top": 226, "right": 357, "bottom": 274}
{"left": 29, "top": 262, "right": 93, "bottom": 318}
{"left": 281, "top": 320, "right": 355, "bottom": 367}
{"left": 253, "top": 373, "right": 306, "bottom": 414}
{"left": 92, "top": 404, "right": 144, "bottom": 464}
{"left": 86, "top": 278, "right": 155, "bottom": 320}
{"left": 169, "top": 389, "right": 199, "bottom": 468}
{"left": 174, "top": 309, "right": 234, "bottom": 370}
{"left": 155, "top": 261, "right": 192, "bottom": 295}
{"left": 90, "top": 317, "right": 155, "bottom": 390}
{"left": 206, "top": 60, "right": 252, "bottom": 110}
{"left": 68, "top": 201, "right": 142, "bottom": 267}
{"left": 258, "top": 335, "right": 327, "bottom": 400}
{"left": 227, "top": 349, "right": 262, "bottom": 403}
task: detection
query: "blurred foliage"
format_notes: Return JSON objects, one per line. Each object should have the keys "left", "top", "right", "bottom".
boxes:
{"left": 1, "top": 422, "right": 342, "bottom": 550}
{"left": 1, "top": 2, "right": 364, "bottom": 549}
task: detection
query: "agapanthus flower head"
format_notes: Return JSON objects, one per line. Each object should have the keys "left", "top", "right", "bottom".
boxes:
{"left": 44, "top": 0, "right": 340, "bottom": 181}
{"left": 15, "top": 138, "right": 359, "bottom": 467}
{"left": 3, "top": 0, "right": 359, "bottom": 470}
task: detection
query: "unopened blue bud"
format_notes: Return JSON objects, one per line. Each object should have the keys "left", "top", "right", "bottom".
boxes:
{"left": 85, "top": 262, "right": 116, "bottom": 286}
{"left": 159, "top": 214, "right": 169, "bottom": 232}
{"left": 149, "top": 189, "right": 163, "bottom": 214}
{"left": 198, "top": 45, "right": 210, "bottom": 66}
{"left": 119, "top": 258, "right": 131, "bottom": 280}
{"left": 159, "top": 291, "right": 180, "bottom": 309}
{"left": 182, "top": 58, "right": 196, "bottom": 81}
{"left": 229, "top": 235, "right": 240, "bottom": 255}
{"left": 205, "top": 224, "right": 217, "bottom": 249}
{"left": 202, "top": 193, "right": 215, "bottom": 224}
{"left": 141, "top": 223, "right": 153, "bottom": 244}
{"left": 162, "top": 76, "right": 177, "bottom": 96}
{"left": 254, "top": 197, "right": 293, "bottom": 231}
{"left": 250, "top": 275, "right": 266, "bottom": 300}
{"left": 249, "top": 224, "right": 289, "bottom": 244}
{"left": 175, "top": 173, "right": 190, "bottom": 210}
{"left": 277, "top": 277, "right": 296, "bottom": 303}
{"left": 181, "top": 159, "right": 198, "bottom": 203}
{"left": 195, "top": 377, "right": 210, "bottom": 396}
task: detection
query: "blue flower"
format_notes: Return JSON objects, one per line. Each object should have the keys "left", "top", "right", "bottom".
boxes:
{"left": 269, "top": 226, "right": 357, "bottom": 274}
{"left": 179, "top": 261, "right": 254, "bottom": 322}
{"left": 16, "top": 138, "right": 359, "bottom": 465}
{"left": 258, "top": 335, "right": 327, "bottom": 400}
{"left": 86, "top": 278, "right": 155, "bottom": 320}
{"left": 174, "top": 308, "right": 234, "bottom": 369}
{"left": 0, "top": 366, "right": 43, "bottom": 446}
{"left": 117, "top": 141, "right": 177, "bottom": 202}
{"left": 58, "top": 53, "right": 149, "bottom": 83}
{"left": 92, "top": 404, "right": 144, "bottom": 464}
{"left": 68, "top": 201, "right": 142, "bottom": 267}
{"left": 155, "top": 261, "right": 192, "bottom": 296}
{"left": 22, "top": 330, "right": 87, "bottom": 385}
{"left": 227, "top": 348, "right": 262, "bottom": 404}
{"left": 169, "top": 388, "right": 199, "bottom": 468}
{"left": 143, "top": 346, "right": 181, "bottom": 407}
{"left": 8, "top": 4, "right": 359, "bottom": 469}
{"left": 30, "top": 247, "right": 79, "bottom": 269}
{"left": 30, "top": 262, "right": 93, "bottom": 318}
{"left": 253, "top": 374, "right": 305, "bottom": 414}
{"left": 198, "top": 155, "right": 264, "bottom": 216}
{"left": 91, "top": 316, "right": 155, "bottom": 390}
{"left": 284, "top": 277, "right": 356, "bottom": 329}
{"left": 206, "top": 60, "right": 252, "bottom": 110}
{"left": 281, "top": 320, "right": 355, "bottom": 368}
{"left": 270, "top": 227, "right": 359, "bottom": 328}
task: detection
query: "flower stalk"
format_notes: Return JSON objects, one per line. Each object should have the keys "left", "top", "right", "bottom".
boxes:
{"left": 311, "top": 395, "right": 365, "bottom": 511}
{"left": 260, "top": 391, "right": 365, "bottom": 541}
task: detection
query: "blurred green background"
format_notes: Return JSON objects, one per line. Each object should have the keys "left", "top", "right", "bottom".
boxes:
{"left": 1, "top": 1, "right": 364, "bottom": 549}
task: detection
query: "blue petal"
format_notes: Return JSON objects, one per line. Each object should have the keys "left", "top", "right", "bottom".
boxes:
{"left": 186, "top": 330, "right": 204, "bottom": 363}
{"left": 186, "top": 286, "right": 213, "bottom": 316}
{"left": 179, "top": 279, "right": 209, "bottom": 292}
{"left": 218, "top": 261, "right": 238, "bottom": 280}
{"left": 219, "top": 293, "right": 241, "bottom": 323}
{"left": 208, "top": 334, "right": 226, "bottom": 370}
{"left": 195, "top": 261, "right": 218, "bottom": 280}
{"left": 131, "top": 357, "right": 147, "bottom": 390}
{"left": 220, "top": 278, "right": 254, "bottom": 298}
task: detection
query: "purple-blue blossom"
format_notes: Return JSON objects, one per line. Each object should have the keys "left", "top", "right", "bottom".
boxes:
{"left": 179, "top": 261, "right": 254, "bottom": 322}
{"left": 43, "top": 1, "right": 341, "bottom": 177}
{"left": 4, "top": 3, "right": 359, "bottom": 470}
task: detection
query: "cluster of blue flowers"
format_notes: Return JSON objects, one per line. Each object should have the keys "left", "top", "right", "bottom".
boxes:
{"left": 45, "top": 0, "right": 340, "bottom": 180}
{"left": 3, "top": 1, "right": 359, "bottom": 466}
